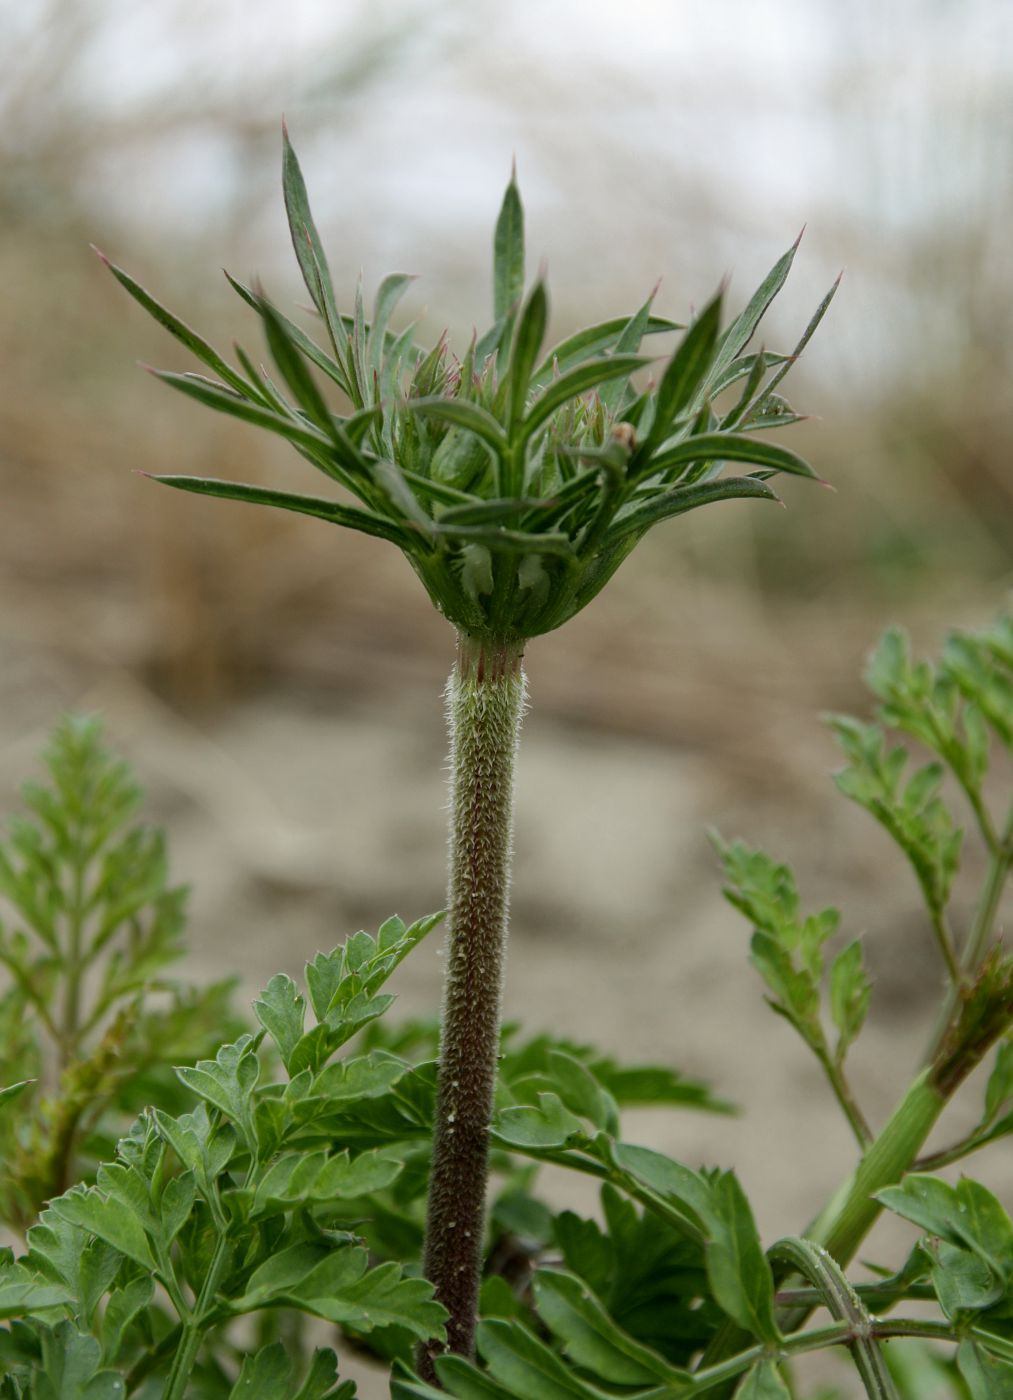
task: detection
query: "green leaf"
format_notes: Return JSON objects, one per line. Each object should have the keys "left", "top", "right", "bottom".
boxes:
{"left": 100, "top": 1276, "right": 153, "bottom": 1367}
{"left": 922, "top": 1237, "right": 1002, "bottom": 1318}
{"left": 610, "top": 476, "right": 777, "bottom": 542}
{"left": 175, "top": 1035, "right": 260, "bottom": 1153}
{"left": 598, "top": 293, "right": 660, "bottom": 417}
{"left": 153, "top": 1102, "right": 235, "bottom": 1195}
{"left": 36, "top": 1321, "right": 126, "bottom": 1400}
{"left": 701, "top": 1171, "right": 779, "bottom": 1344}
{"left": 876, "top": 1174, "right": 1013, "bottom": 1278}
{"left": 829, "top": 940, "right": 871, "bottom": 1059}
{"left": 543, "top": 1051, "right": 616, "bottom": 1133}
{"left": 476, "top": 1316, "right": 620, "bottom": 1400}
{"left": 253, "top": 1147, "right": 402, "bottom": 1214}
{"left": 226, "top": 270, "right": 352, "bottom": 397}
{"left": 533, "top": 313, "right": 680, "bottom": 384}
{"left": 97, "top": 251, "right": 254, "bottom": 399}
{"left": 644, "top": 289, "right": 722, "bottom": 451}
{"left": 254, "top": 974, "right": 306, "bottom": 1070}
{"left": 493, "top": 170, "right": 525, "bottom": 322}
{"left": 229, "top": 1343, "right": 292, "bottom": 1399}
{"left": 606, "top": 1142, "right": 712, "bottom": 1234}
{"left": 734, "top": 1358, "right": 791, "bottom": 1399}
{"left": 309, "top": 1054, "right": 410, "bottom": 1105}
{"left": 756, "top": 271, "right": 841, "bottom": 406}
{"left": 958, "top": 1339, "right": 1013, "bottom": 1400}
{"left": 522, "top": 355, "right": 651, "bottom": 440}
{"left": 256, "top": 293, "right": 339, "bottom": 437}
{"left": 0, "top": 1276, "right": 74, "bottom": 1319}
{"left": 234, "top": 1243, "right": 447, "bottom": 1342}
{"left": 150, "top": 475, "right": 416, "bottom": 548}
{"left": 749, "top": 930, "right": 822, "bottom": 1048}
{"left": 370, "top": 273, "right": 415, "bottom": 378}
{"left": 0, "top": 1081, "right": 34, "bottom": 1109}
{"left": 294, "top": 1349, "right": 353, "bottom": 1400}
{"left": 434, "top": 522, "right": 574, "bottom": 558}
{"left": 282, "top": 123, "right": 343, "bottom": 355}
{"left": 151, "top": 369, "right": 330, "bottom": 453}
{"left": 532, "top": 1270, "right": 689, "bottom": 1386}
{"left": 709, "top": 237, "right": 801, "bottom": 389}
{"left": 508, "top": 281, "right": 548, "bottom": 433}
{"left": 48, "top": 1185, "right": 155, "bottom": 1272}
{"left": 403, "top": 396, "right": 507, "bottom": 456}
{"left": 645, "top": 430, "right": 817, "bottom": 482}
{"left": 392, "top": 1357, "right": 513, "bottom": 1400}
{"left": 493, "top": 1093, "right": 584, "bottom": 1149}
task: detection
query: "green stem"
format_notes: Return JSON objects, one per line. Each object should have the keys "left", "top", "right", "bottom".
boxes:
{"left": 924, "top": 796, "right": 1013, "bottom": 1065}
{"left": 929, "top": 907, "right": 963, "bottom": 989}
{"left": 689, "top": 1318, "right": 957, "bottom": 1395}
{"left": 819, "top": 1050, "right": 873, "bottom": 1149}
{"left": 61, "top": 842, "right": 88, "bottom": 1064}
{"left": 801, "top": 1070, "right": 944, "bottom": 1274}
{"left": 163, "top": 1233, "right": 230, "bottom": 1400}
{"left": 419, "top": 632, "right": 526, "bottom": 1380}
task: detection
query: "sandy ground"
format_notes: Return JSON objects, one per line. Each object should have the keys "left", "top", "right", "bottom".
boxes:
{"left": 1, "top": 588, "right": 1008, "bottom": 1397}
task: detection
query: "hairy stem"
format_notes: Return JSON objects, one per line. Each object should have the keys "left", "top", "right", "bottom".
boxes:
{"left": 419, "top": 632, "right": 526, "bottom": 1379}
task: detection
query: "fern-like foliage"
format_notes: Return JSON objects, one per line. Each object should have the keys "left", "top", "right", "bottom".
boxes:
{"left": 0, "top": 717, "right": 239, "bottom": 1228}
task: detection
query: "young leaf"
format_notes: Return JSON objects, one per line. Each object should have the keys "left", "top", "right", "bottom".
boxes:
{"left": 734, "top": 1359, "right": 791, "bottom": 1399}
{"left": 643, "top": 431, "right": 818, "bottom": 483}
{"left": 708, "top": 236, "right": 801, "bottom": 389}
{"left": 257, "top": 292, "right": 339, "bottom": 437}
{"left": 97, "top": 251, "right": 254, "bottom": 399}
{"left": 48, "top": 1185, "right": 155, "bottom": 1272}
{"left": 876, "top": 1175, "right": 1013, "bottom": 1280}
{"left": 229, "top": 1342, "right": 293, "bottom": 1399}
{"left": 370, "top": 273, "right": 415, "bottom": 378}
{"left": 149, "top": 475, "right": 417, "bottom": 548}
{"left": 282, "top": 124, "right": 341, "bottom": 345}
{"left": 532, "top": 1270, "right": 688, "bottom": 1386}
{"left": 233, "top": 1243, "right": 447, "bottom": 1342}
{"left": 610, "top": 476, "right": 777, "bottom": 543}
{"left": 493, "top": 169, "right": 524, "bottom": 322}
{"left": 606, "top": 1142, "right": 712, "bottom": 1234}
{"left": 493, "top": 1093, "right": 584, "bottom": 1150}
{"left": 402, "top": 397, "right": 507, "bottom": 457}
{"left": 295, "top": 1349, "right": 354, "bottom": 1400}
{"left": 829, "top": 939, "right": 871, "bottom": 1060}
{"left": 475, "top": 1316, "right": 618, "bottom": 1400}
{"left": 151, "top": 368, "right": 332, "bottom": 454}
{"left": 700, "top": 1171, "right": 779, "bottom": 1344}
{"left": 508, "top": 281, "right": 548, "bottom": 433}
{"left": 532, "top": 312, "right": 681, "bottom": 385}
{"left": 253, "top": 974, "right": 306, "bottom": 1071}
{"left": 642, "top": 290, "right": 722, "bottom": 452}
{"left": 598, "top": 292, "right": 660, "bottom": 417}
{"left": 522, "top": 355, "right": 650, "bottom": 440}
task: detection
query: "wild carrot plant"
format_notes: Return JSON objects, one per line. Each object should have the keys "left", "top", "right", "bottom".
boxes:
{"left": 0, "top": 129, "right": 1008, "bottom": 1398}
{"left": 93, "top": 125, "right": 834, "bottom": 1378}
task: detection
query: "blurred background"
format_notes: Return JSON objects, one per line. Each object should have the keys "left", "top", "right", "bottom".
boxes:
{"left": 1, "top": 0, "right": 1011, "bottom": 1389}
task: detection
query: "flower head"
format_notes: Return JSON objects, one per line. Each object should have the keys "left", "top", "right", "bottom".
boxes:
{"left": 100, "top": 125, "right": 837, "bottom": 642}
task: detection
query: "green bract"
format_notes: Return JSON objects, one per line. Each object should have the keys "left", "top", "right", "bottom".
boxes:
{"left": 98, "top": 125, "right": 836, "bottom": 643}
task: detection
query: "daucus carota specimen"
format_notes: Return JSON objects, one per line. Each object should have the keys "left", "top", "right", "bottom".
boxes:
{"left": 98, "top": 123, "right": 836, "bottom": 1375}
